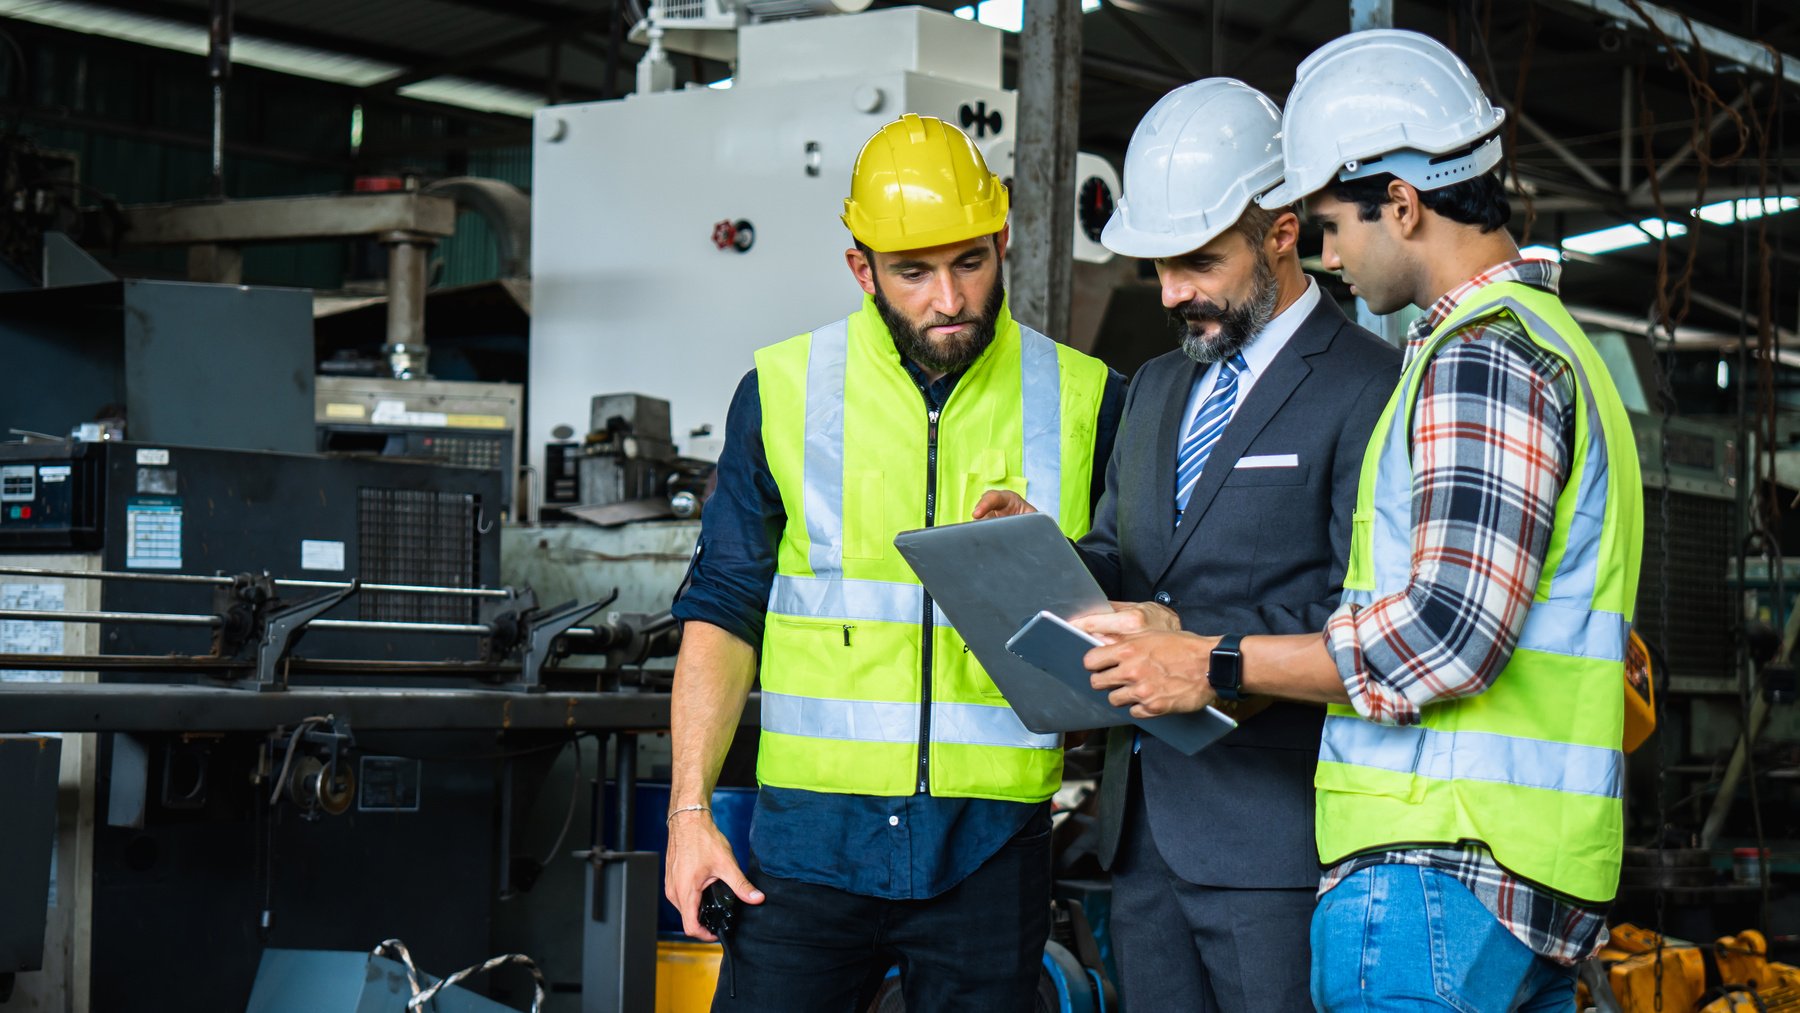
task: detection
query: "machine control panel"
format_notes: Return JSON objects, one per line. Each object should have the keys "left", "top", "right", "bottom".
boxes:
{"left": 0, "top": 464, "right": 72, "bottom": 527}
{"left": 0, "top": 454, "right": 100, "bottom": 547}
{"left": 1, "top": 465, "right": 34, "bottom": 503}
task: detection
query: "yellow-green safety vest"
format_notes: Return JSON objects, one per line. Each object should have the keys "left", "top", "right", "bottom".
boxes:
{"left": 1316, "top": 280, "right": 1644, "bottom": 905}
{"left": 753, "top": 294, "right": 1109, "bottom": 802}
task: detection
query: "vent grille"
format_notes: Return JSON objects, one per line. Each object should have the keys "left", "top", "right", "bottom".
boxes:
{"left": 357, "top": 488, "right": 479, "bottom": 623}
{"left": 1634, "top": 489, "right": 1734, "bottom": 681}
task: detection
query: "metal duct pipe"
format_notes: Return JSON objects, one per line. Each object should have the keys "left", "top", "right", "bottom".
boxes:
{"left": 422, "top": 176, "right": 533, "bottom": 278}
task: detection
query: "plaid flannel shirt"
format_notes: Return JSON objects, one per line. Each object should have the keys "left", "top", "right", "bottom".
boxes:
{"left": 1318, "top": 258, "right": 1609, "bottom": 965}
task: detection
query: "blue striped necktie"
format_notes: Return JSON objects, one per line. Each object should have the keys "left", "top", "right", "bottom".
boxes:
{"left": 1174, "top": 353, "right": 1248, "bottom": 524}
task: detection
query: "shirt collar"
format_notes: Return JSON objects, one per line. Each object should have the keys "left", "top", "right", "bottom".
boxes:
{"left": 900, "top": 356, "right": 963, "bottom": 408}
{"left": 1407, "top": 257, "right": 1562, "bottom": 345}
{"left": 1238, "top": 275, "right": 1320, "bottom": 378}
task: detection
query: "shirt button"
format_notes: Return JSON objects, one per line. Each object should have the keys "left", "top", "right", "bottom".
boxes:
{"left": 888, "top": 815, "right": 900, "bottom": 827}
{"left": 1154, "top": 591, "right": 1172, "bottom": 605}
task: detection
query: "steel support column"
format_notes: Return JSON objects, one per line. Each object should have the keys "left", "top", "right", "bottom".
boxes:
{"left": 1010, "top": 0, "right": 1083, "bottom": 340}
{"left": 1348, "top": 0, "right": 1414, "bottom": 347}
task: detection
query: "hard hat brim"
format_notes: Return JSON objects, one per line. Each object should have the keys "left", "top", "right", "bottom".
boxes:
{"left": 1101, "top": 215, "right": 1234, "bottom": 261}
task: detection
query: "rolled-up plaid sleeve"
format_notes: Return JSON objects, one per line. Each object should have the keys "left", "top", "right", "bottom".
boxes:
{"left": 1325, "top": 326, "right": 1575, "bottom": 726}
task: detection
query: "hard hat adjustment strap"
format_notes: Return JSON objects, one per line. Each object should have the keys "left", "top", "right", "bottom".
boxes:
{"left": 1336, "top": 133, "right": 1504, "bottom": 193}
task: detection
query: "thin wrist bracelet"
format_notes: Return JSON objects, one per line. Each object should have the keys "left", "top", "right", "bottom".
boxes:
{"left": 667, "top": 804, "right": 712, "bottom": 824}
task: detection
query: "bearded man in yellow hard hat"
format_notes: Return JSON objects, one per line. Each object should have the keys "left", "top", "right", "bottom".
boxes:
{"left": 663, "top": 112, "right": 1125, "bottom": 1011}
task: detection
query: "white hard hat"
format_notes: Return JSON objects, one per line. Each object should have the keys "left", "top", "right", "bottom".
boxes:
{"left": 1258, "top": 29, "right": 1506, "bottom": 208}
{"left": 1101, "top": 78, "right": 1285, "bottom": 259}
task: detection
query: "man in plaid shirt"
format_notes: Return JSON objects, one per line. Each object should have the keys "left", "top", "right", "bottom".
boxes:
{"left": 1077, "top": 30, "right": 1642, "bottom": 1012}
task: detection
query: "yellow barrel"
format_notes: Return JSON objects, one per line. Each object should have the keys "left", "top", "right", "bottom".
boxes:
{"left": 656, "top": 940, "right": 722, "bottom": 1013}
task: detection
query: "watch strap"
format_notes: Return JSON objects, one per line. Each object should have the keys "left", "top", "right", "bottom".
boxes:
{"left": 1210, "top": 634, "right": 1245, "bottom": 701}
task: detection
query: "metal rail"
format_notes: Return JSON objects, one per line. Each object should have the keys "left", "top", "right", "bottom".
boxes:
{"left": 0, "top": 607, "right": 599, "bottom": 638}
{"left": 0, "top": 608, "right": 218, "bottom": 627}
{"left": 0, "top": 683, "right": 730, "bottom": 733}
{"left": 0, "top": 564, "right": 513, "bottom": 599}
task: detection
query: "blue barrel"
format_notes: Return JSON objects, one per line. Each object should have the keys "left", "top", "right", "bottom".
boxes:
{"left": 608, "top": 781, "right": 757, "bottom": 936}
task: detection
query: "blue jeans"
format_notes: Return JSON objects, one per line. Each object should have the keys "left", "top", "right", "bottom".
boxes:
{"left": 1311, "top": 866, "right": 1578, "bottom": 1013}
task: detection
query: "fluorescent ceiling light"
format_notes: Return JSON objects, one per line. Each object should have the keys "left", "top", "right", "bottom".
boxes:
{"left": 1561, "top": 218, "right": 1687, "bottom": 256}
{"left": 1518, "top": 244, "right": 1563, "bottom": 262}
{"left": 954, "top": 0, "right": 1102, "bottom": 33}
{"left": 1693, "top": 196, "right": 1799, "bottom": 225}
{"left": 1554, "top": 196, "right": 1797, "bottom": 258}
{"left": 0, "top": 0, "right": 542, "bottom": 117}
{"left": 397, "top": 79, "right": 544, "bottom": 119}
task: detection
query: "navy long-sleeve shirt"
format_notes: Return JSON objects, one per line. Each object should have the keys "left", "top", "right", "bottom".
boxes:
{"left": 672, "top": 353, "right": 1126, "bottom": 899}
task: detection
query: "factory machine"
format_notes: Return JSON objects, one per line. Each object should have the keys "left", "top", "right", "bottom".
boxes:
{"left": 528, "top": 4, "right": 1121, "bottom": 476}
{"left": 0, "top": 438, "right": 701, "bottom": 1012}
{"left": 315, "top": 375, "right": 526, "bottom": 516}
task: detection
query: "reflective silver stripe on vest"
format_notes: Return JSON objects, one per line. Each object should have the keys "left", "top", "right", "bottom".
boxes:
{"left": 1320, "top": 715, "right": 1623, "bottom": 799}
{"left": 931, "top": 701, "right": 1061, "bottom": 750}
{"left": 762, "top": 691, "right": 916, "bottom": 743}
{"left": 1515, "top": 601, "right": 1625, "bottom": 661}
{"left": 1364, "top": 295, "right": 1621, "bottom": 661}
{"left": 761, "top": 691, "right": 1059, "bottom": 751}
{"left": 770, "top": 573, "right": 953, "bottom": 629}
{"left": 1019, "top": 326, "right": 1063, "bottom": 523}
{"left": 803, "top": 319, "right": 850, "bottom": 577}
{"left": 1492, "top": 298, "right": 1610, "bottom": 610}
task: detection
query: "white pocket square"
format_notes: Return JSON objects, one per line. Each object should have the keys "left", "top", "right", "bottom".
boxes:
{"left": 1235, "top": 454, "right": 1299, "bottom": 469}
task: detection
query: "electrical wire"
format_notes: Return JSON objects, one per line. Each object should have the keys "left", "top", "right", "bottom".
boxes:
{"left": 1621, "top": 0, "right": 1753, "bottom": 332}
{"left": 538, "top": 734, "right": 584, "bottom": 868}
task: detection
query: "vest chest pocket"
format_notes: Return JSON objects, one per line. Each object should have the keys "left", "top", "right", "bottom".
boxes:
{"left": 769, "top": 614, "right": 861, "bottom": 645}
{"left": 960, "top": 448, "right": 1024, "bottom": 520}
{"left": 844, "top": 470, "right": 887, "bottom": 560}
{"left": 764, "top": 614, "right": 891, "bottom": 685}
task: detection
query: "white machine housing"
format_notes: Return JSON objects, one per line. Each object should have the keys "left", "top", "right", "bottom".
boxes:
{"left": 530, "top": 5, "right": 1113, "bottom": 470}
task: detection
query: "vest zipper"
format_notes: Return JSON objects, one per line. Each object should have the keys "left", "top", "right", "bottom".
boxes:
{"left": 918, "top": 405, "right": 941, "bottom": 794}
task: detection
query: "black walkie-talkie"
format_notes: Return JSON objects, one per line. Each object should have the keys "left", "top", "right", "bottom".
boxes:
{"left": 700, "top": 882, "right": 741, "bottom": 997}
{"left": 699, "top": 881, "right": 739, "bottom": 936}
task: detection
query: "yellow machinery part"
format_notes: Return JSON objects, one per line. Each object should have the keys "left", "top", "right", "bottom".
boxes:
{"left": 1623, "top": 631, "right": 1656, "bottom": 754}
{"left": 657, "top": 940, "right": 723, "bottom": 1013}
{"left": 1713, "top": 930, "right": 1770, "bottom": 990}
{"left": 1610, "top": 946, "right": 1707, "bottom": 1012}
{"left": 1593, "top": 925, "right": 1800, "bottom": 1012}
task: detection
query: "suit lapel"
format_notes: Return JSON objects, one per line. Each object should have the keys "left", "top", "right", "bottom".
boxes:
{"left": 1152, "top": 298, "right": 1345, "bottom": 585}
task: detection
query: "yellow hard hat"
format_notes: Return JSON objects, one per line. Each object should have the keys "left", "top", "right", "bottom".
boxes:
{"left": 842, "top": 113, "right": 1009, "bottom": 253}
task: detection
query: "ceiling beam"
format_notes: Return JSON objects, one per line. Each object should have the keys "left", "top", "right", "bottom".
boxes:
{"left": 81, "top": 0, "right": 578, "bottom": 105}
{"left": 1533, "top": 0, "right": 1800, "bottom": 88}
{"left": 363, "top": 12, "right": 613, "bottom": 95}
{"left": 1529, "top": 184, "right": 1800, "bottom": 212}
{"left": 1517, "top": 112, "right": 1615, "bottom": 192}
{"left": 428, "top": 0, "right": 609, "bottom": 27}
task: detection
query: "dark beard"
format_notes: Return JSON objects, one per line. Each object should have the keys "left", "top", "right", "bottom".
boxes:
{"left": 874, "top": 277, "right": 1006, "bottom": 375}
{"left": 1169, "top": 252, "right": 1280, "bottom": 364}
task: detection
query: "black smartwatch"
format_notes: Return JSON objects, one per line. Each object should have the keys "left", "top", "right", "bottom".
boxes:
{"left": 1209, "top": 635, "right": 1245, "bottom": 701}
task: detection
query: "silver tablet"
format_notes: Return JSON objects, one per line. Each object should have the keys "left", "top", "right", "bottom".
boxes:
{"left": 1007, "top": 611, "right": 1237, "bottom": 755}
{"left": 894, "top": 513, "right": 1112, "bottom": 733}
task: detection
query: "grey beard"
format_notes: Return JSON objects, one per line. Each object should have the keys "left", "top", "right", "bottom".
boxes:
{"left": 1174, "top": 253, "right": 1280, "bottom": 364}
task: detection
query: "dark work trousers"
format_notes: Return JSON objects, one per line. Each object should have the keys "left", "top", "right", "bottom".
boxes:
{"left": 1110, "top": 753, "right": 1317, "bottom": 1013}
{"left": 711, "top": 811, "right": 1053, "bottom": 1013}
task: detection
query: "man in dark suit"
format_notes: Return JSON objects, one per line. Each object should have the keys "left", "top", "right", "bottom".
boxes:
{"left": 985, "top": 79, "right": 1398, "bottom": 1011}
